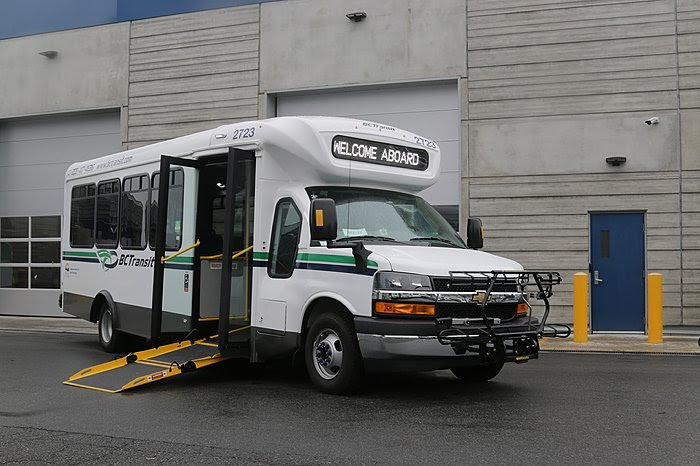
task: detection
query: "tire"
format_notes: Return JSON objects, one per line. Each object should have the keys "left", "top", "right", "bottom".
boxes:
{"left": 98, "top": 301, "right": 126, "bottom": 353}
{"left": 451, "top": 340, "right": 506, "bottom": 383}
{"left": 305, "top": 312, "right": 364, "bottom": 395}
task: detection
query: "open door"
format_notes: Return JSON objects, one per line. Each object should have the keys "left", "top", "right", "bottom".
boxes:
{"left": 151, "top": 150, "right": 255, "bottom": 352}
{"left": 151, "top": 156, "right": 201, "bottom": 341}
{"left": 217, "top": 149, "right": 255, "bottom": 352}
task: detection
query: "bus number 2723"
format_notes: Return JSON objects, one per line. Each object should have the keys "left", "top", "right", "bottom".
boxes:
{"left": 232, "top": 127, "right": 255, "bottom": 140}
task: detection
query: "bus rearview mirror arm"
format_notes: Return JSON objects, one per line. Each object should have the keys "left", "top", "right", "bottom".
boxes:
{"left": 327, "top": 240, "right": 372, "bottom": 274}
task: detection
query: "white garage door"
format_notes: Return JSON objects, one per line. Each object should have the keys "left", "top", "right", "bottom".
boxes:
{"left": 276, "top": 82, "right": 460, "bottom": 225}
{"left": 0, "top": 110, "right": 121, "bottom": 316}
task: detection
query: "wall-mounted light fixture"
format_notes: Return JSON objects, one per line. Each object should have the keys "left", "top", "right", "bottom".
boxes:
{"left": 605, "top": 156, "right": 627, "bottom": 167}
{"left": 346, "top": 12, "right": 367, "bottom": 22}
{"left": 38, "top": 50, "right": 58, "bottom": 59}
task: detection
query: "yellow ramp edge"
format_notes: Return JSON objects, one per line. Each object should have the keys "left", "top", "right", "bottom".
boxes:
{"left": 64, "top": 325, "right": 250, "bottom": 393}
{"left": 64, "top": 339, "right": 234, "bottom": 393}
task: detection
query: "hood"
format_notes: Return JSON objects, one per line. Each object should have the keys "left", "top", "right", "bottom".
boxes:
{"left": 367, "top": 245, "right": 523, "bottom": 276}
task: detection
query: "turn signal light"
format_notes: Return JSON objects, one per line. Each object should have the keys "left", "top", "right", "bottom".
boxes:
{"left": 375, "top": 302, "right": 435, "bottom": 316}
{"left": 517, "top": 302, "right": 529, "bottom": 316}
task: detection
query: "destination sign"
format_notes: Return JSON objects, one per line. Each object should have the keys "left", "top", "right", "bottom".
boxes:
{"left": 331, "top": 135, "right": 429, "bottom": 171}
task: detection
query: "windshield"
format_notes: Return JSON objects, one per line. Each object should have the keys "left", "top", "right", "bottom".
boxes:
{"left": 307, "top": 187, "right": 466, "bottom": 248}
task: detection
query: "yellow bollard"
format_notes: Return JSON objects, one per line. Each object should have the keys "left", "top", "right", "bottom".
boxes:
{"left": 573, "top": 272, "right": 589, "bottom": 343}
{"left": 648, "top": 273, "right": 663, "bottom": 344}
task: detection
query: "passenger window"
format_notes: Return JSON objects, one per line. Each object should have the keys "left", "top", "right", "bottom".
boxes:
{"left": 95, "top": 179, "right": 120, "bottom": 248}
{"left": 120, "top": 175, "right": 149, "bottom": 250}
{"left": 149, "top": 169, "right": 184, "bottom": 251}
{"left": 70, "top": 184, "right": 96, "bottom": 248}
{"left": 268, "top": 199, "right": 302, "bottom": 278}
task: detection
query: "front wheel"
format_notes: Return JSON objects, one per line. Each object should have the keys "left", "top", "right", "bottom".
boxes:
{"left": 451, "top": 340, "right": 505, "bottom": 382}
{"left": 98, "top": 302, "right": 126, "bottom": 353}
{"left": 305, "top": 312, "right": 364, "bottom": 394}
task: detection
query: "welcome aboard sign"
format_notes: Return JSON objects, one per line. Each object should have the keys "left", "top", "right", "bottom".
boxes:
{"left": 331, "top": 135, "right": 429, "bottom": 171}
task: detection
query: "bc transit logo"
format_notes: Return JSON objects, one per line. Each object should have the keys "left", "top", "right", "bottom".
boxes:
{"left": 97, "top": 250, "right": 118, "bottom": 271}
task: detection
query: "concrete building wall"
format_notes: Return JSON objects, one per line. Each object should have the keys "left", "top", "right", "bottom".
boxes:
{"left": 465, "top": 0, "right": 687, "bottom": 324}
{"left": 679, "top": 0, "right": 700, "bottom": 325}
{"left": 259, "top": 0, "right": 467, "bottom": 92}
{"left": 126, "top": 5, "right": 261, "bottom": 147}
{"left": 0, "top": 23, "right": 129, "bottom": 119}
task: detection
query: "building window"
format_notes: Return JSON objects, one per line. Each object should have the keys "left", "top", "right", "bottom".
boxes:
{"left": 70, "top": 184, "right": 96, "bottom": 247}
{"left": 96, "top": 179, "right": 120, "bottom": 248}
{"left": 121, "top": 174, "right": 149, "bottom": 250}
{"left": 0, "top": 216, "right": 61, "bottom": 289}
{"left": 149, "top": 169, "right": 184, "bottom": 251}
{"left": 268, "top": 199, "right": 302, "bottom": 278}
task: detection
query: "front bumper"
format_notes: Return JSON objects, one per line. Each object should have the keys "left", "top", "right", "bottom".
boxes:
{"left": 355, "top": 316, "right": 539, "bottom": 372}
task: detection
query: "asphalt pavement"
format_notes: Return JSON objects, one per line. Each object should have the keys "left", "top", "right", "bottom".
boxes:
{"left": 1, "top": 330, "right": 698, "bottom": 465}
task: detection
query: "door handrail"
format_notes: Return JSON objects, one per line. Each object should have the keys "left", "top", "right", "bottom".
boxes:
{"left": 160, "top": 239, "right": 201, "bottom": 264}
{"left": 200, "top": 245, "right": 253, "bottom": 261}
{"left": 232, "top": 245, "right": 253, "bottom": 260}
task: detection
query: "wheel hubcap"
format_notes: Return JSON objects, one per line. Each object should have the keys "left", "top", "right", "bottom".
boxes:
{"left": 100, "top": 310, "right": 113, "bottom": 342}
{"left": 312, "top": 329, "right": 343, "bottom": 380}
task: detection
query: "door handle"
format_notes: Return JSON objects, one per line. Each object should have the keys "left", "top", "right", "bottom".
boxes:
{"left": 593, "top": 270, "right": 603, "bottom": 285}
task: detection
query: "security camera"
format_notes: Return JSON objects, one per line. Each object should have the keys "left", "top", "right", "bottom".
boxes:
{"left": 644, "top": 117, "right": 660, "bottom": 125}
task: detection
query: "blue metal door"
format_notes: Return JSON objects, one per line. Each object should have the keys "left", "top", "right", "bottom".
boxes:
{"left": 590, "top": 213, "right": 645, "bottom": 332}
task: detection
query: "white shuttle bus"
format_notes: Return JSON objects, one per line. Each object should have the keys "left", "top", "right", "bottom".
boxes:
{"left": 62, "top": 116, "right": 560, "bottom": 394}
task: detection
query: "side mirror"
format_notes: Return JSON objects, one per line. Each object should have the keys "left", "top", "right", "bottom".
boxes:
{"left": 467, "top": 217, "right": 484, "bottom": 249}
{"left": 310, "top": 198, "right": 338, "bottom": 241}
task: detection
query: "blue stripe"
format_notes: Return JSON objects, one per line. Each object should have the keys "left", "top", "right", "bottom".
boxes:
{"left": 164, "top": 263, "right": 194, "bottom": 271}
{"left": 252, "top": 260, "right": 376, "bottom": 276}
{"left": 1, "top": 0, "right": 276, "bottom": 40}
{"left": 63, "top": 256, "right": 99, "bottom": 263}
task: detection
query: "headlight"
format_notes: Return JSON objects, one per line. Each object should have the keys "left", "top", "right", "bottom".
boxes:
{"left": 373, "top": 272, "right": 432, "bottom": 291}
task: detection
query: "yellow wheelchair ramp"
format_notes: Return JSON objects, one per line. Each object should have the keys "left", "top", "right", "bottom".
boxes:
{"left": 64, "top": 336, "right": 227, "bottom": 393}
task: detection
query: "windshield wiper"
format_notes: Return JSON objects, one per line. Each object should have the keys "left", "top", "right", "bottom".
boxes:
{"left": 409, "top": 236, "right": 462, "bottom": 248}
{"left": 335, "top": 235, "right": 399, "bottom": 243}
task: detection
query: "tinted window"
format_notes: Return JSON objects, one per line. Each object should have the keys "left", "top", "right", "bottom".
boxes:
{"left": 31, "top": 267, "right": 60, "bottom": 289}
{"left": 95, "top": 180, "right": 120, "bottom": 247}
{"left": 1, "top": 217, "right": 29, "bottom": 238}
{"left": 31, "top": 216, "right": 60, "bottom": 238}
{"left": 268, "top": 199, "right": 302, "bottom": 278}
{"left": 70, "top": 184, "right": 96, "bottom": 247}
{"left": 121, "top": 175, "right": 149, "bottom": 250}
{"left": 0, "top": 267, "right": 28, "bottom": 288}
{"left": 149, "top": 169, "right": 184, "bottom": 251}
{"left": 31, "top": 241, "right": 60, "bottom": 263}
{"left": 0, "top": 242, "right": 28, "bottom": 263}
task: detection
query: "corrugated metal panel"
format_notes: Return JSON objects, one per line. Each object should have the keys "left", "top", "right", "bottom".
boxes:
{"left": 467, "top": 0, "right": 678, "bottom": 119}
{"left": 126, "top": 5, "right": 260, "bottom": 147}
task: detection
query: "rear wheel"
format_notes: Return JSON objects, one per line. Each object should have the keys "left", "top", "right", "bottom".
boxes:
{"left": 451, "top": 340, "right": 505, "bottom": 382}
{"left": 305, "top": 312, "right": 364, "bottom": 394}
{"left": 98, "top": 302, "right": 126, "bottom": 353}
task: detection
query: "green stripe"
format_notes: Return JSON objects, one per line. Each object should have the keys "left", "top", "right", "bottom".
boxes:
{"left": 62, "top": 251, "right": 97, "bottom": 258}
{"left": 167, "top": 256, "right": 194, "bottom": 264}
{"left": 253, "top": 251, "right": 377, "bottom": 268}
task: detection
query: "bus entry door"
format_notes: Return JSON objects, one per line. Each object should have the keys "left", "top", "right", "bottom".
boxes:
{"left": 159, "top": 167, "right": 198, "bottom": 334}
{"left": 195, "top": 149, "right": 255, "bottom": 351}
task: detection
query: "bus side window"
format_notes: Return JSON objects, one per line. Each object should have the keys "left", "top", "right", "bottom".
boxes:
{"left": 120, "top": 174, "right": 149, "bottom": 250}
{"left": 70, "top": 183, "right": 96, "bottom": 248}
{"left": 149, "top": 169, "right": 184, "bottom": 251}
{"left": 268, "top": 199, "right": 302, "bottom": 278}
{"left": 95, "top": 179, "right": 120, "bottom": 248}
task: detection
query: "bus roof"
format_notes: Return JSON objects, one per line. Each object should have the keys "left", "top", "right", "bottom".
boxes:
{"left": 65, "top": 116, "right": 441, "bottom": 193}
